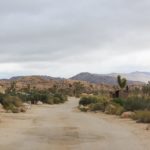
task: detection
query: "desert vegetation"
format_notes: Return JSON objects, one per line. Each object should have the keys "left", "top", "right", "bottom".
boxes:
{"left": 0, "top": 79, "right": 96, "bottom": 113}
{"left": 0, "top": 81, "right": 69, "bottom": 113}
{"left": 79, "top": 75, "right": 150, "bottom": 123}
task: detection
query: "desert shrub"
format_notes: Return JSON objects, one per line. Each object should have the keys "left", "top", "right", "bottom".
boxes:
{"left": 17, "top": 90, "right": 68, "bottom": 105}
{"left": 79, "top": 96, "right": 98, "bottom": 106}
{"left": 123, "top": 97, "right": 150, "bottom": 111}
{"left": 1, "top": 95, "right": 22, "bottom": 112}
{"left": 105, "top": 103, "right": 124, "bottom": 115}
{"left": 113, "top": 98, "right": 125, "bottom": 106}
{"left": 113, "top": 97, "right": 150, "bottom": 111}
{"left": 89, "top": 101, "right": 108, "bottom": 112}
{"left": 47, "top": 96, "right": 54, "bottom": 104}
{"left": 115, "top": 105, "right": 125, "bottom": 115}
{"left": 2, "top": 95, "right": 22, "bottom": 108}
{"left": 11, "top": 107, "right": 20, "bottom": 113}
{"left": 73, "top": 82, "right": 85, "bottom": 97}
{"left": 79, "top": 106, "right": 89, "bottom": 112}
{"left": 132, "top": 111, "right": 150, "bottom": 123}
{"left": 54, "top": 93, "right": 67, "bottom": 102}
{"left": 53, "top": 97, "right": 61, "bottom": 104}
{"left": 48, "top": 93, "right": 68, "bottom": 104}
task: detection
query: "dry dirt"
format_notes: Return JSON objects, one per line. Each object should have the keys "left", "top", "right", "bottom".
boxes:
{"left": 0, "top": 97, "right": 150, "bottom": 150}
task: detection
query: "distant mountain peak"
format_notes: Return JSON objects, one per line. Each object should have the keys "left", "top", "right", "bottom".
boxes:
{"left": 70, "top": 72, "right": 144, "bottom": 85}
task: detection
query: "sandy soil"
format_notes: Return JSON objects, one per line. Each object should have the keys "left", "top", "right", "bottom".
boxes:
{"left": 0, "top": 97, "right": 150, "bottom": 150}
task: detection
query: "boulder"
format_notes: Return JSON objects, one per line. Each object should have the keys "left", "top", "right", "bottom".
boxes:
{"left": 22, "top": 103, "right": 31, "bottom": 110}
{"left": 7, "top": 110, "right": 12, "bottom": 113}
{"left": 121, "top": 111, "right": 135, "bottom": 118}
{"left": 37, "top": 101, "right": 43, "bottom": 105}
{"left": 79, "top": 105, "right": 84, "bottom": 109}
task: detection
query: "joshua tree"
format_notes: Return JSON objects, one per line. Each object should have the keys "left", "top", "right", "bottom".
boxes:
{"left": 117, "top": 75, "right": 127, "bottom": 90}
{"left": 73, "top": 82, "right": 85, "bottom": 97}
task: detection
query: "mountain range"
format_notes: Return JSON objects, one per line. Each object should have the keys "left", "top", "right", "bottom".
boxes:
{"left": 1, "top": 71, "right": 150, "bottom": 86}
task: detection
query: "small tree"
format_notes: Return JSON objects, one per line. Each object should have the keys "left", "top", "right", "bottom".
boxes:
{"left": 73, "top": 82, "right": 85, "bottom": 97}
{"left": 117, "top": 75, "right": 127, "bottom": 90}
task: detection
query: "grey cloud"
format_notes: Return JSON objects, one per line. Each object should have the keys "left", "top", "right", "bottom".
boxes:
{"left": 0, "top": 0, "right": 149, "bottom": 74}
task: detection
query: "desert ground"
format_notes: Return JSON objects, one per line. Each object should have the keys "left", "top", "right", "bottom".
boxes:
{"left": 0, "top": 97, "right": 150, "bottom": 150}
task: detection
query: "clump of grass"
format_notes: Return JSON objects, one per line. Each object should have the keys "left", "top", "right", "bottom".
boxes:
{"left": 124, "top": 97, "right": 150, "bottom": 111}
{"left": 113, "top": 97, "right": 150, "bottom": 111}
{"left": 46, "top": 93, "right": 68, "bottom": 104}
{"left": 1, "top": 95, "right": 22, "bottom": 113}
{"left": 89, "top": 102, "right": 107, "bottom": 112}
{"left": 113, "top": 98, "right": 125, "bottom": 106}
{"left": 79, "top": 96, "right": 98, "bottom": 106}
{"left": 2, "top": 96, "right": 22, "bottom": 109}
{"left": 105, "top": 103, "right": 124, "bottom": 115}
{"left": 79, "top": 95, "right": 108, "bottom": 106}
{"left": 132, "top": 111, "right": 150, "bottom": 123}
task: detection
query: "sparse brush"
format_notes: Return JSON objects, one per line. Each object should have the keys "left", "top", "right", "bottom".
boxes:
{"left": 89, "top": 102, "right": 106, "bottom": 112}
{"left": 132, "top": 111, "right": 150, "bottom": 123}
{"left": 113, "top": 97, "right": 150, "bottom": 111}
{"left": 105, "top": 103, "right": 124, "bottom": 115}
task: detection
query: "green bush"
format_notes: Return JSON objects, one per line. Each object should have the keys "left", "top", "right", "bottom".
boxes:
{"left": 54, "top": 93, "right": 67, "bottom": 102}
{"left": 124, "top": 97, "right": 150, "bottom": 111}
{"left": 90, "top": 102, "right": 106, "bottom": 112}
{"left": 19, "top": 91, "right": 68, "bottom": 105}
{"left": 132, "top": 111, "right": 150, "bottom": 123}
{"left": 113, "top": 98, "right": 125, "bottom": 106}
{"left": 113, "top": 97, "right": 150, "bottom": 111}
{"left": 47, "top": 93, "right": 68, "bottom": 104}
{"left": 79, "top": 96, "right": 98, "bottom": 106}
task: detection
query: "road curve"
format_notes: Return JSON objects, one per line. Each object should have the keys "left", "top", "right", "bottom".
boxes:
{"left": 0, "top": 97, "right": 148, "bottom": 150}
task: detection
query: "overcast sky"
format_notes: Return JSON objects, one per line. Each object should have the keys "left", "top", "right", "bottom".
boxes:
{"left": 0, "top": 0, "right": 150, "bottom": 78}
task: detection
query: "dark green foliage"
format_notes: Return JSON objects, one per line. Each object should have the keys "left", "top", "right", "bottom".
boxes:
{"left": 113, "top": 98, "right": 125, "bottom": 106}
{"left": 24, "top": 91, "right": 48, "bottom": 104}
{"left": 79, "top": 96, "right": 99, "bottom": 106}
{"left": 79, "top": 95, "right": 108, "bottom": 112}
{"left": 19, "top": 90, "right": 68, "bottom": 104}
{"left": 124, "top": 97, "right": 150, "bottom": 111}
{"left": 117, "top": 75, "right": 127, "bottom": 89}
{"left": 113, "top": 97, "right": 150, "bottom": 111}
{"left": 52, "top": 93, "right": 68, "bottom": 104}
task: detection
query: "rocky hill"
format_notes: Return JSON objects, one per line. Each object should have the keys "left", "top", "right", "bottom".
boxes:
{"left": 70, "top": 72, "right": 144, "bottom": 85}
{"left": 0, "top": 72, "right": 145, "bottom": 94}
{"left": 0, "top": 75, "right": 113, "bottom": 94}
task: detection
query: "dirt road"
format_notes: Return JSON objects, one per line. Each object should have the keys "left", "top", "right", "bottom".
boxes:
{"left": 0, "top": 97, "right": 149, "bottom": 150}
